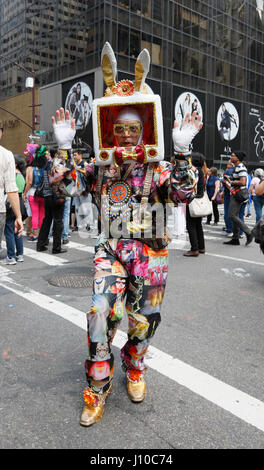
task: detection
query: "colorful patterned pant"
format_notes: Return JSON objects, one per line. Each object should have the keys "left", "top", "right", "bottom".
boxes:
{"left": 85, "top": 239, "right": 168, "bottom": 394}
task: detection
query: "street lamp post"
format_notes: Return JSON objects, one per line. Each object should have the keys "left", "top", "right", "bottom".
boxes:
{"left": 0, "top": 54, "right": 37, "bottom": 132}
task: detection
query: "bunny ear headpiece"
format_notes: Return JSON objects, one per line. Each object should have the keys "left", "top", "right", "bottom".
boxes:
{"left": 92, "top": 42, "right": 164, "bottom": 166}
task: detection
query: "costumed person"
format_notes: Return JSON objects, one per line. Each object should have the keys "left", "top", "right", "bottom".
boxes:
{"left": 50, "top": 43, "right": 203, "bottom": 427}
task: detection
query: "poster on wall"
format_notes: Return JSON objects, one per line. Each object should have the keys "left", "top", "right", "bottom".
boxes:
{"left": 215, "top": 98, "right": 241, "bottom": 159}
{"left": 173, "top": 87, "right": 205, "bottom": 154}
{"left": 249, "top": 106, "right": 264, "bottom": 163}
{"left": 62, "top": 74, "right": 94, "bottom": 151}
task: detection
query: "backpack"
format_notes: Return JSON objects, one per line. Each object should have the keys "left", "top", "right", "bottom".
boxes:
{"left": 32, "top": 167, "right": 44, "bottom": 188}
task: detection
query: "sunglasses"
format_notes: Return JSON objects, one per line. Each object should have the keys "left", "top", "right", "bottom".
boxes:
{"left": 113, "top": 123, "right": 141, "bottom": 136}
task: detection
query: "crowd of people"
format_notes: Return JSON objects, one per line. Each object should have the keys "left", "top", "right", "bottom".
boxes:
{"left": 0, "top": 137, "right": 97, "bottom": 264}
{"left": 174, "top": 151, "right": 264, "bottom": 256}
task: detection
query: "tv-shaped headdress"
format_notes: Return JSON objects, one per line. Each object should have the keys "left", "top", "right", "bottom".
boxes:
{"left": 92, "top": 42, "right": 164, "bottom": 166}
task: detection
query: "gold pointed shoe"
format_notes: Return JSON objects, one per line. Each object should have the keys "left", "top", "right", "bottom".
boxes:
{"left": 80, "top": 383, "right": 112, "bottom": 427}
{"left": 127, "top": 372, "right": 146, "bottom": 403}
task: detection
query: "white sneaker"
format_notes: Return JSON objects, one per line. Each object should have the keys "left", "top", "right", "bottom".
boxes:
{"left": 2, "top": 256, "right": 17, "bottom": 265}
{"left": 16, "top": 255, "right": 24, "bottom": 262}
{"left": 226, "top": 233, "right": 233, "bottom": 238}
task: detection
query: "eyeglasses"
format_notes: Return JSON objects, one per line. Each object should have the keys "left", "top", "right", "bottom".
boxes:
{"left": 113, "top": 123, "right": 141, "bottom": 136}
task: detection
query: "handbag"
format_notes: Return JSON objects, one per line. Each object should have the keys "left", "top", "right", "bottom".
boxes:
{"left": 188, "top": 192, "right": 213, "bottom": 218}
{"left": 5, "top": 194, "right": 28, "bottom": 221}
{"left": 34, "top": 176, "right": 44, "bottom": 198}
{"left": 215, "top": 190, "right": 224, "bottom": 204}
{"left": 232, "top": 187, "right": 249, "bottom": 204}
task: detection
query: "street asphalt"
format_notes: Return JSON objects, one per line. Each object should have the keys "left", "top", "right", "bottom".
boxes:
{"left": 1, "top": 208, "right": 264, "bottom": 450}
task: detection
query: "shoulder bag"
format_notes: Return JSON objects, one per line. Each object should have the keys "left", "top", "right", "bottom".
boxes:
{"left": 188, "top": 191, "right": 213, "bottom": 218}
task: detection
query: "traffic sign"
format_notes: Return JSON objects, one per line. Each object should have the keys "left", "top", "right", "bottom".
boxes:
{"left": 35, "top": 130, "right": 46, "bottom": 136}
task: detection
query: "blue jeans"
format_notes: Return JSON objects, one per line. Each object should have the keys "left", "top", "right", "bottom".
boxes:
{"left": 253, "top": 195, "right": 264, "bottom": 223}
{"left": 62, "top": 197, "right": 71, "bottom": 240}
{"left": 224, "top": 192, "right": 233, "bottom": 233}
{"left": 4, "top": 216, "right": 23, "bottom": 258}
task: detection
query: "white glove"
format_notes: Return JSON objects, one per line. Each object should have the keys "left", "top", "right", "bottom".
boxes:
{"left": 52, "top": 109, "right": 76, "bottom": 150}
{"left": 172, "top": 112, "right": 203, "bottom": 155}
{"left": 53, "top": 119, "right": 76, "bottom": 150}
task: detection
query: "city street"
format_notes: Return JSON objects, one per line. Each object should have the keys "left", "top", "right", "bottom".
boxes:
{"left": 1, "top": 210, "right": 264, "bottom": 450}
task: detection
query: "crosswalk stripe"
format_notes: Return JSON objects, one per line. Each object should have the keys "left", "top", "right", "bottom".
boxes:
{"left": 2, "top": 241, "right": 69, "bottom": 266}
{"left": 1, "top": 264, "right": 264, "bottom": 433}
{"left": 67, "top": 240, "right": 95, "bottom": 254}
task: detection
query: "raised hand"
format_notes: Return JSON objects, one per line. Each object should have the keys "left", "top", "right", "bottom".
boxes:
{"left": 51, "top": 108, "right": 76, "bottom": 150}
{"left": 172, "top": 111, "right": 203, "bottom": 155}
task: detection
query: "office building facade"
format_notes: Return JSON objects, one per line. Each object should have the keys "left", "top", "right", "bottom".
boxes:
{"left": 0, "top": 1, "right": 264, "bottom": 166}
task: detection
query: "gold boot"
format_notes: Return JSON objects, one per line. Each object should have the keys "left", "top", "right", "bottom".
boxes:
{"left": 127, "top": 371, "right": 146, "bottom": 403}
{"left": 80, "top": 383, "right": 112, "bottom": 427}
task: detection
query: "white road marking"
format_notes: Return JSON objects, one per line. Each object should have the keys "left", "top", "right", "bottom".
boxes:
{"left": 1, "top": 265, "right": 264, "bottom": 433}
{"left": 67, "top": 241, "right": 95, "bottom": 254}
{"left": 169, "top": 240, "right": 264, "bottom": 267}
{"left": 2, "top": 242, "right": 68, "bottom": 266}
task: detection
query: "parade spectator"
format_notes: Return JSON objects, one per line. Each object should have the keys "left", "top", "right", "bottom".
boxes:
{"left": 0, "top": 125, "right": 23, "bottom": 262}
{"left": 36, "top": 148, "right": 67, "bottom": 254}
{"left": 170, "top": 156, "right": 186, "bottom": 237}
{"left": 222, "top": 160, "right": 235, "bottom": 236}
{"left": 223, "top": 150, "right": 253, "bottom": 246}
{"left": 255, "top": 176, "right": 264, "bottom": 196}
{"left": 206, "top": 167, "right": 220, "bottom": 225}
{"left": 23, "top": 146, "right": 46, "bottom": 241}
{"left": 249, "top": 168, "right": 264, "bottom": 223}
{"left": 184, "top": 152, "right": 206, "bottom": 257}
{"left": 23, "top": 146, "right": 36, "bottom": 238}
{"left": 3, "top": 155, "right": 26, "bottom": 264}
{"left": 73, "top": 149, "right": 94, "bottom": 232}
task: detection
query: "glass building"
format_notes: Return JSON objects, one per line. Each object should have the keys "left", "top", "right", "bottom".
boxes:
{"left": 1, "top": 0, "right": 264, "bottom": 166}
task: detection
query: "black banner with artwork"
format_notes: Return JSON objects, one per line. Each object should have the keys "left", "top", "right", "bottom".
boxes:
{"left": 249, "top": 106, "right": 264, "bottom": 163}
{"left": 62, "top": 74, "right": 94, "bottom": 152}
{"left": 215, "top": 98, "right": 241, "bottom": 160}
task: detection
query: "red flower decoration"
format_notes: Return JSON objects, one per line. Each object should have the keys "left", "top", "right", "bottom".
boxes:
{"left": 83, "top": 388, "right": 98, "bottom": 406}
{"left": 127, "top": 369, "right": 143, "bottom": 383}
{"left": 116, "top": 80, "right": 134, "bottom": 96}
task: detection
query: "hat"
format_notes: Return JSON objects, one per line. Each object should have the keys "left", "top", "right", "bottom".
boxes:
{"left": 254, "top": 168, "right": 264, "bottom": 178}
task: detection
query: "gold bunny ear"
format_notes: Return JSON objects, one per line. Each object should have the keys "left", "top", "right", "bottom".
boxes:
{"left": 134, "top": 49, "right": 150, "bottom": 92}
{"left": 101, "top": 42, "right": 117, "bottom": 89}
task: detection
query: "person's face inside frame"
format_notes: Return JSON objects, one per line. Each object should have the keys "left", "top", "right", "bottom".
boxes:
{"left": 114, "top": 120, "right": 142, "bottom": 147}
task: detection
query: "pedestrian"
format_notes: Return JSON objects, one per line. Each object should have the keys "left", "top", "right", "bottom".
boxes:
{"left": 237, "top": 160, "right": 252, "bottom": 239}
{"left": 0, "top": 124, "right": 23, "bottom": 259}
{"left": 222, "top": 160, "right": 235, "bottom": 237}
{"left": 249, "top": 168, "right": 264, "bottom": 223}
{"left": 3, "top": 155, "right": 26, "bottom": 264}
{"left": 47, "top": 149, "right": 71, "bottom": 246}
{"left": 50, "top": 43, "right": 203, "bottom": 427}
{"left": 223, "top": 150, "right": 253, "bottom": 246}
{"left": 206, "top": 167, "right": 220, "bottom": 225}
{"left": 23, "top": 146, "right": 46, "bottom": 242}
{"left": 255, "top": 175, "right": 264, "bottom": 196}
{"left": 184, "top": 152, "right": 206, "bottom": 257}
{"left": 23, "top": 144, "right": 38, "bottom": 238}
{"left": 36, "top": 147, "right": 67, "bottom": 254}
{"left": 170, "top": 157, "right": 186, "bottom": 237}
